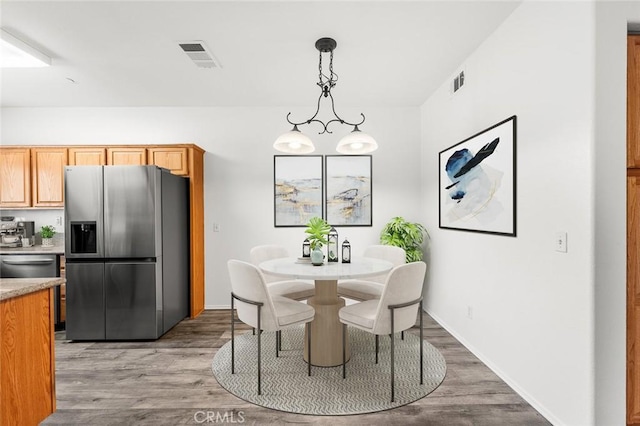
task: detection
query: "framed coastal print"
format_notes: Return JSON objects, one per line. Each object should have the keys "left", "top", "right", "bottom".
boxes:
{"left": 325, "top": 155, "right": 372, "bottom": 226}
{"left": 439, "top": 115, "right": 517, "bottom": 236}
{"left": 274, "top": 155, "right": 323, "bottom": 227}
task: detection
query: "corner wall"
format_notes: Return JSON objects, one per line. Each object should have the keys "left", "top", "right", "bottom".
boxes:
{"left": 420, "top": 2, "right": 595, "bottom": 425}
{"left": 594, "top": 2, "right": 640, "bottom": 425}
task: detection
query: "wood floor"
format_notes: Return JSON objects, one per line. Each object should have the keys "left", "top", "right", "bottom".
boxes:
{"left": 43, "top": 310, "right": 550, "bottom": 425}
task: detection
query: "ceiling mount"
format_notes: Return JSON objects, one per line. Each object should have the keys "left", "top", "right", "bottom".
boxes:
{"left": 273, "top": 37, "right": 377, "bottom": 155}
{"left": 315, "top": 37, "right": 337, "bottom": 53}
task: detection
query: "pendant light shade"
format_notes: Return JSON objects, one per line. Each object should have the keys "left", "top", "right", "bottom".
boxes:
{"left": 336, "top": 126, "right": 378, "bottom": 154}
{"left": 273, "top": 125, "right": 315, "bottom": 154}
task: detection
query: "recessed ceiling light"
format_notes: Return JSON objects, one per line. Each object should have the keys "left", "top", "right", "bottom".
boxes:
{"left": 0, "top": 29, "right": 51, "bottom": 68}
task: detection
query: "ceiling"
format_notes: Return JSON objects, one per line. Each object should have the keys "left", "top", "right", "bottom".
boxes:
{"left": 0, "top": 1, "right": 521, "bottom": 108}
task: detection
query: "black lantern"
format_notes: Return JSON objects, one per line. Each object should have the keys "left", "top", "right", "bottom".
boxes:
{"left": 342, "top": 238, "right": 351, "bottom": 263}
{"left": 302, "top": 238, "right": 311, "bottom": 258}
{"left": 327, "top": 227, "right": 338, "bottom": 262}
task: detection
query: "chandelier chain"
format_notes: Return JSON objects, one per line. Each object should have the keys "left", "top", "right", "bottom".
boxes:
{"left": 287, "top": 39, "right": 365, "bottom": 134}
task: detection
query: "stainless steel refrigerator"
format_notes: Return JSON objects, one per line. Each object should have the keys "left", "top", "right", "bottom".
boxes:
{"left": 64, "top": 165, "right": 190, "bottom": 340}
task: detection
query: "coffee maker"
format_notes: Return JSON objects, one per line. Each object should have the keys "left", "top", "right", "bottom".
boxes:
{"left": 0, "top": 217, "right": 35, "bottom": 247}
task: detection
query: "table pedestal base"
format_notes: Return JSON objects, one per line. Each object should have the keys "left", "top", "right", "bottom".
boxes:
{"left": 304, "top": 279, "right": 350, "bottom": 367}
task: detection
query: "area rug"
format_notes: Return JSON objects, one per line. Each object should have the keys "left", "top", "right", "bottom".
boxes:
{"left": 211, "top": 327, "right": 446, "bottom": 415}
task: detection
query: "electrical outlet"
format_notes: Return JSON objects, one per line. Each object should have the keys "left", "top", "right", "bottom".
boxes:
{"left": 56, "top": 216, "right": 63, "bottom": 226}
{"left": 555, "top": 232, "right": 567, "bottom": 253}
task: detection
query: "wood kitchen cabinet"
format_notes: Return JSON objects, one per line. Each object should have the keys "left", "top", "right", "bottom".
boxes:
{"left": 1, "top": 286, "right": 58, "bottom": 425}
{"left": 31, "top": 148, "right": 68, "bottom": 207}
{"left": 68, "top": 147, "right": 106, "bottom": 165}
{"left": 107, "top": 147, "right": 147, "bottom": 165}
{"left": 148, "top": 147, "right": 189, "bottom": 175}
{"left": 0, "top": 148, "right": 31, "bottom": 208}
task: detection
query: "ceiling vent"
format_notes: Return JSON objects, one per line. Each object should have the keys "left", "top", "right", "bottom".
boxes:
{"left": 178, "top": 41, "right": 221, "bottom": 69}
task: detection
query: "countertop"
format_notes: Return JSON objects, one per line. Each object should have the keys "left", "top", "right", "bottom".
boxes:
{"left": 0, "top": 277, "right": 65, "bottom": 301}
{"left": 0, "top": 244, "right": 65, "bottom": 255}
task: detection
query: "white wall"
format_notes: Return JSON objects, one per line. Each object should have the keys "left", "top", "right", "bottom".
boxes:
{"left": 420, "top": 2, "right": 594, "bottom": 425}
{"left": 1, "top": 105, "right": 422, "bottom": 308}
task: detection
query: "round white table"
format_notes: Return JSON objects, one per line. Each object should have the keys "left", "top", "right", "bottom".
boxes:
{"left": 260, "top": 257, "right": 393, "bottom": 367}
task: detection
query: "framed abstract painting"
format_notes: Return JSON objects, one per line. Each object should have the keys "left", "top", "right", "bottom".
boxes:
{"left": 439, "top": 116, "right": 517, "bottom": 236}
{"left": 274, "top": 155, "right": 323, "bottom": 227}
{"left": 325, "top": 155, "right": 372, "bottom": 226}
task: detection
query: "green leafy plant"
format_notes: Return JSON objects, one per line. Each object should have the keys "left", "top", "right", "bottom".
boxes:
{"left": 304, "top": 217, "right": 330, "bottom": 250}
{"left": 40, "top": 225, "right": 56, "bottom": 239}
{"left": 380, "top": 217, "right": 429, "bottom": 263}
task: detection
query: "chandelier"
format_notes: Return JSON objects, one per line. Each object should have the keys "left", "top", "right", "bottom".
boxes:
{"left": 273, "top": 37, "right": 378, "bottom": 155}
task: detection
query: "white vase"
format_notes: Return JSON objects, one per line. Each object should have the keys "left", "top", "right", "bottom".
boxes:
{"left": 41, "top": 238, "right": 53, "bottom": 247}
{"left": 311, "top": 247, "right": 324, "bottom": 266}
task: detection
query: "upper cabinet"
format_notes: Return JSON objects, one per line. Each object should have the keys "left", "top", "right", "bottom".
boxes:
{"left": 107, "top": 147, "right": 147, "bottom": 166}
{"left": 147, "top": 147, "right": 189, "bottom": 175}
{"left": 31, "top": 148, "right": 68, "bottom": 207}
{"left": 68, "top": 147, "right": 106, "bottom": 166}
{"left": 0, "top": 148, "right": 31, "bottom": 208}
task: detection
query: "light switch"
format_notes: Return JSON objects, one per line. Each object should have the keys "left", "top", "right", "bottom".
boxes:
{"left": 555, "top": 232, "right": 567, "bottom": 253}
{"left": 213, "top": 223, "right": 220, "bottom": 232}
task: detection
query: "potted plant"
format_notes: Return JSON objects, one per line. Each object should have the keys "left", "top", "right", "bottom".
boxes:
{"left": 380, "top": 217, "right": 429, "bottom": 263}
{"left": 40, "top": 225, "right": 56, "bottom": 247}
{"left": 304, "top": 217, "right": 331, "bottom": 265}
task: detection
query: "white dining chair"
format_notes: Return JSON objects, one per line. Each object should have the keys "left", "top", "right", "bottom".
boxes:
{"left": 250, "top": 244, "right": 315, "bottom": 300}
{"left": 228, "top": 260, "right": 315, "bottom": 395}
{"left": 338, "top": 261, "right": 427, "bottom": 402}
{"left": 337, "top": 245, "right": 406, "bottom": 301}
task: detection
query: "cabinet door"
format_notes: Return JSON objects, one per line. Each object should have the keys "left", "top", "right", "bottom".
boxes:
{"left": 0, "top": 148, "right": 31, "bottom": 207}
{"left": 147, "top": 147, "right": 189, "bottom": 175}
{"left": 107, "top": 147, "right": 147, "bottom": 165}
{"left": 629, "top": 36, "right": 640, "bottom": 168}
{"left": 68, "top": 147, "right": 106, "bottom": 165}
{"left": 31, "top": 148, "right": 67, "bottom": 207}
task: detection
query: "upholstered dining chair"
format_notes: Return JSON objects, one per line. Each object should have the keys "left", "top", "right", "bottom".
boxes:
{"left": 250, "top": 244, "right": 315, "bottom": 300}
{"left": 228, "top": 260, "right": 315, "bottom": 395}
{"left": 338, "top": 261, "right": 427, "bottom": 402}
{"left": 337, "top": 244, "right": 406, "bottom": 301}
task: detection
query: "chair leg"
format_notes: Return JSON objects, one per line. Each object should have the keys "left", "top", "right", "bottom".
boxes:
{"left": 307, "top": 322, "right": 312, "bottom": 377}
{"left": 231, "top": 295, "right": 235, "bottom": 375}
{"left": 279, "top": 329, "right": 283, "bottom": 351}
{"left": 391, "top": 331, "right": 395, "bottom": 403}
{"left": 342, "top": 323, "right": 347, "bottom": 379}
{"left": 252, "top": 327, "right": 255, "bottom": 335}
{"left": 276, "top": 330, "right": 280, "bottom": 358}
{"left": 257, "top": 306, "right": 262, "bottom": 395}
{"left": 375, "top": 335, "right": 379, "bottom": 364}
{"left": 420, "top": 301, "right": 424, "bottom": 385}
{"left": 401, "top": 330, "right": 405, "bottom": 340}
{"left": 390, "top": 307, "right": 395, "bottom": 403}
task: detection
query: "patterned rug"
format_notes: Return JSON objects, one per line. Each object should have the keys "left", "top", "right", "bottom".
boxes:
{"left": 211, "top": 326, "right": 447, "bottom": 415}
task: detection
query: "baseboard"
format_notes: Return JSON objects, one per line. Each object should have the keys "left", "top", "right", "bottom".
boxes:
{"left": 426, "top": 310, "right": 564, "bottom": 426}
{"left": 206, "top": 305, "right": 231, "bottom": 310}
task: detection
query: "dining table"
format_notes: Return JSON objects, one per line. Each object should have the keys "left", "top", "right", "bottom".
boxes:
{"left": 259, "top": 257, "right": 393, "bottom": 367}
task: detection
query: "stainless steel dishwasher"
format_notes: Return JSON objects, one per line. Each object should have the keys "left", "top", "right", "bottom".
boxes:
{"left": 0, "top": 254, "right": 63, "bottom": 329}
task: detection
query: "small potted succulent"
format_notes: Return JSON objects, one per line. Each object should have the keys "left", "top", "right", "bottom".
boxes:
{"left": 304, "top": 217, "right": 330, "bottom": 265}
{"left": 40, "top": 225, "right": 56, "bottom": 247}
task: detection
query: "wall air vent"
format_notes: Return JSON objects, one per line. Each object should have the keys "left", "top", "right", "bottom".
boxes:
{"left": 178, "top": 41, "right": 221, "bottom": 69}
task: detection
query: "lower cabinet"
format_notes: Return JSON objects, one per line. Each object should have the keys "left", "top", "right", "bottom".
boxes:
{"left": 1, "top": 288, "right": 57, "bottom": 425}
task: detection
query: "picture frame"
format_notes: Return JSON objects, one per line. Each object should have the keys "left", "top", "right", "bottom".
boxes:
{"left": 274, "top": 155, "right": 323, "bottom": 227}
{"left": 438, "top": 115, "right": 517, "bottom": 236}
{"left": 325, "top": 155, "right": 372, "bottom": 227}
